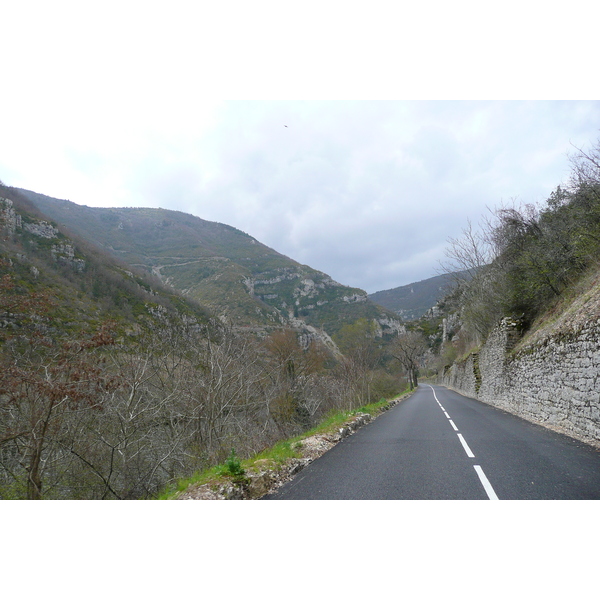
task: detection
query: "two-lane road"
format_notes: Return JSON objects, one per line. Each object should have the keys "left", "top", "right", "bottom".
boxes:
{"left": 264, "top": 384, "right": 600, "bottom": 499}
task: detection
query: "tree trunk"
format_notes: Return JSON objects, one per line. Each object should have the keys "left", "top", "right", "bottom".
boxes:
{"left": 27, "top": 440, "right": 43, "bottom": 500}
{"left": 408, "top": 367, "right": 418, "bottom": 390}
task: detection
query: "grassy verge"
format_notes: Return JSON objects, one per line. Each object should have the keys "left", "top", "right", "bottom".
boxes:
{"left": 157, "top": 389, "right": 412, "bottom": 499}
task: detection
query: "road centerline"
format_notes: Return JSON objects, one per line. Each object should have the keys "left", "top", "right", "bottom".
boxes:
{"left": 266, "top": 384, "right": 600, "bottom": 500}
{"left": 457, "top": 433, "right": 475, "bottom": 458}
{"left": 426, "top": 384, "right": 503, "bottom": 498}
{"left": 474, "top": 465, "right": 500, "bottom": 500}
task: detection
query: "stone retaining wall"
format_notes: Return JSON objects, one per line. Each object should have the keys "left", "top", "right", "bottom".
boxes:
{"left": 440, "top": 318, "right": 600, "bottom": 446}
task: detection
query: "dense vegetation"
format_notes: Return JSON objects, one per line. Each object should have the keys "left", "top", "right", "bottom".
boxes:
{"left": 436, "top": 139, "right": 600, "bottom": 360}
{"left": 0, "top": 186, "right": 405, "bottom": 499}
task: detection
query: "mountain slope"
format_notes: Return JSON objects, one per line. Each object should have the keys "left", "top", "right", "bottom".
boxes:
{"left": 1, "top": 186, "right": 212, "bottom": 339}
{"left": 2, "top": 184, "right": 408, "bottom": 500}
{"left": 369, "top": 272, "right": 459, "bottom": 321}
{"left": 21, "top": 189, "right": 403, "bottom": 339}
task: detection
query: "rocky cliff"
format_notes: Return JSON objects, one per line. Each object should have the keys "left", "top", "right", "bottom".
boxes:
{"left": 1, "top": 196, "right": 86, "bottom": 272}
{"left": 21, "top": 188, "right": 404, "bottom": 342}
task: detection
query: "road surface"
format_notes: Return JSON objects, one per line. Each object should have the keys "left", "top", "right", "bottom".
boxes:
{"left": 264, "top": 384, "right": 600, "bottom": 499}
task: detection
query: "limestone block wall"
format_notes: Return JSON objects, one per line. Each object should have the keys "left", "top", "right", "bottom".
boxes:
{"left": 441, "top": 319, "right": 600, "bottom": 446}
{"left": 442, "top": 353, "right": 478, "bottom": 399}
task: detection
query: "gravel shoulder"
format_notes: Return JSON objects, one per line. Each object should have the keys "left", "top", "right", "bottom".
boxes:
{"left": 175, "top": 394, "right": 412, "bottom": 500}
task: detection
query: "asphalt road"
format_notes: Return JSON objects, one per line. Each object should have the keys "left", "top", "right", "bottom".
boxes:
{"left": 263, "top": 384, "right": 600, "bottom": 500}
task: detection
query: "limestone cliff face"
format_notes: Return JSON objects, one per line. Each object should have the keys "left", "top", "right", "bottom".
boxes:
{"left": 373, "top": 317, "right": 406, "bottom": 337}
{"left": 241, "top": 264, "right": 404, "bottom": 341}
{"left": 1, "top": 197, "right": 86, "bottom": 273}
{"left": 51, "top": 243, "right": 86, "bottom": 272}
{"left": 342, "top": 293, "right": 367, "bottom": 303}
{"left": 20, "top": 188, "right": 407, "bottom": 348}
{"left": 23, "top": 221, "right": 59, "bottom": 239}
{"left": 0, "top": 198, "right": 22, "bottom": 233}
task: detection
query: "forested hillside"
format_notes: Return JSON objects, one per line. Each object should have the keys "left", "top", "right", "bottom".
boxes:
{"left": 369, "top": 272, "right": 460, "bottom": 321}
{"left": 0, "top": 185, "right": 406, "bottom": 499}
{"left": 20, "top": 190, "right": 402, "bottom": 341}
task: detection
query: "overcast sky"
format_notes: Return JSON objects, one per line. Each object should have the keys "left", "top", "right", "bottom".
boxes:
{"left": 2, "top": 2, "right": 599, "bottom": 294}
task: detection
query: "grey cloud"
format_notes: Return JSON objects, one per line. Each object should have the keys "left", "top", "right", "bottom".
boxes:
{"left": 154, "top": 101, "right": 600, "bottom": 293}
{"left": 4, "top": 100, "right": 599, "bottom": 295}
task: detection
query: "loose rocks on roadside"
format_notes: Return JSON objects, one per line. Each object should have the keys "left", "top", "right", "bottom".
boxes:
{"left": 177, "top": 397, "right": 407, "bottom": 500}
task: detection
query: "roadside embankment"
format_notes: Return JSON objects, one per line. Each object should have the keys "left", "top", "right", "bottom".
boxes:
{"left": 168, "top": 391, "right": 414, "bottom": 500}
{"left": 441, "top": 299, "right": 600, "bottom": 448}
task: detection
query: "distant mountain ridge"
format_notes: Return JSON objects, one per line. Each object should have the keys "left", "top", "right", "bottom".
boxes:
{"left": 369, "top": 272, "right": 459, "bottom": 321}
{"left": 20, "top": 189, "right": 404, "bottom": 341}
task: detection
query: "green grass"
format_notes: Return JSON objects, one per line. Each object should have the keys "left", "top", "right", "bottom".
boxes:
{"left": 157, "top": 389, "right": 411, "bottom": 500}
{"left": 244, "top": 440, "right": 303, "bottom": 471}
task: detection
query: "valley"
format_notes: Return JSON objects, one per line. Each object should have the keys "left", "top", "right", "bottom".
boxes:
{"left": 0, "top": 184, "right": 413, "bottom": 499}
{"left": 2, "top": 136, "right": 600, "bottom": 501}
{"left": 19, "top": 188, "right": 406, "bottom": 340}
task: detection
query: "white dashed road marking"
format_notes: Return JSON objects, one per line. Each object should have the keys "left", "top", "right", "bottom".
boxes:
{"left": 426, "top": 384, "right": 500, "bottom": 500}
{"left": 457, "top": 433, "right": 476, "bottom": 458}
{"left": 474, "top": 465, "right": 499, "bottom": 500}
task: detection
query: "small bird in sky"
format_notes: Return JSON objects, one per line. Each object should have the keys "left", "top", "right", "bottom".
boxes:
{"left": 284, "top": 125, "right": 288, "bottom": 127}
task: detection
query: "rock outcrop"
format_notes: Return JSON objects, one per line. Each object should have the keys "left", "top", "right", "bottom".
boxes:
{"left": 1, "top": 197, "right": 85, "bottom": 272}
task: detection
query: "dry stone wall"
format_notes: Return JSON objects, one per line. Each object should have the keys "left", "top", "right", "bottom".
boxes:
{"left": 441, "top": 318, "right": 600, "bottom": 446}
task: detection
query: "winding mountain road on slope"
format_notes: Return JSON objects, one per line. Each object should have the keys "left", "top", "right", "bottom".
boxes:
{"left": 263, "top": 384, "right": 600, "bottom": 500}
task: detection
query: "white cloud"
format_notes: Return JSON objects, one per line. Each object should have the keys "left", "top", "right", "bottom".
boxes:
{"left": 2, "top": 6, "right": 599, "bottom": 293}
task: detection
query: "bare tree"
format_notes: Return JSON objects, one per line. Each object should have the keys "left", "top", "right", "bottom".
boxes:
{"left": 332, "top": 319, "right": 381, "bottom": 408}
{"left": 438, "top": 216, "right": 504, "bottom": 344}
{"left": 391, "top": 331, "right": 427, "bottom": 390}
{"left": 0, "top": 325, "right": 118, "bottom": 499}
{"left": 568, "top": 138, "right": 600, "bottom": 188}
{"left": 263, "top": 329, "right": 329, "bottom": 433}
{"left": 440, "top": 218, "right": 495, "bottom": 282}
